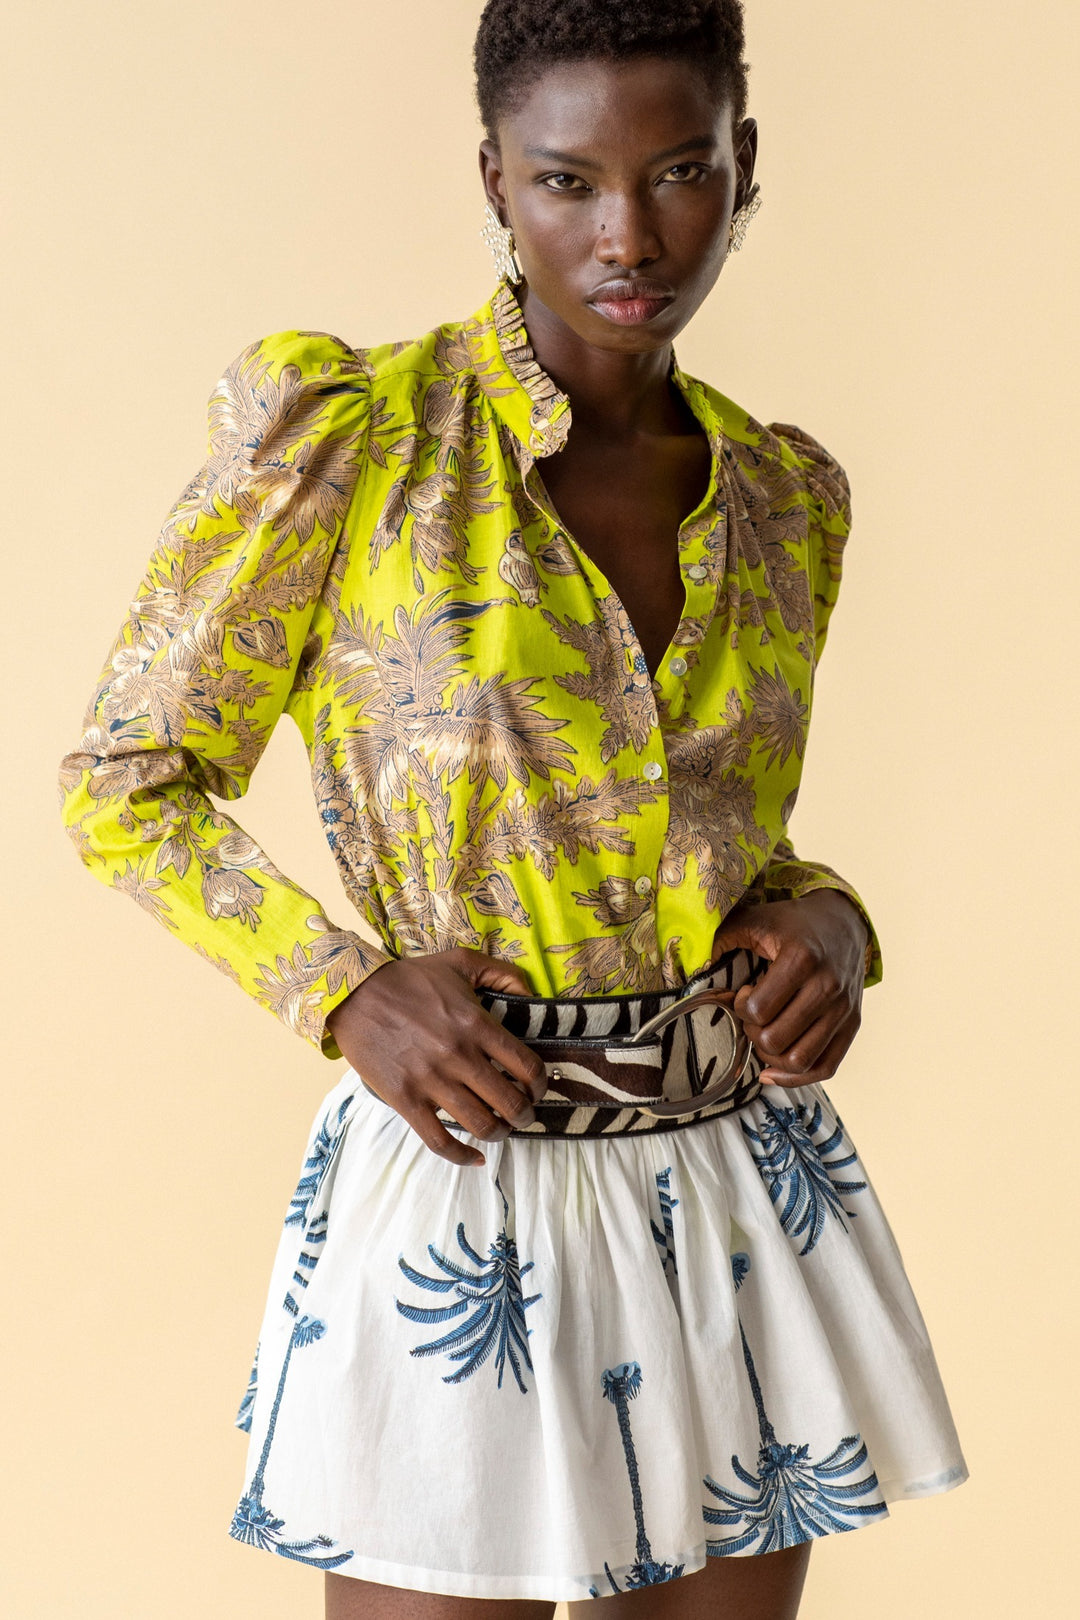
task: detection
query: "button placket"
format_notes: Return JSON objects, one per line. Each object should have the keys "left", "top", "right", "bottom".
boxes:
{"left": 633, "top": 719, "right": 667, "bottom": 908}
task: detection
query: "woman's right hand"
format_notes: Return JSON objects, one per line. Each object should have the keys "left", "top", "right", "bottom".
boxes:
{"left": 324, "top": 948, "right": 548, "bottom": 1167}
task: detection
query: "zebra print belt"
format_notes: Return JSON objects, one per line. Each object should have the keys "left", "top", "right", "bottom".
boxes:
{"left": 444, "top": 948, "right": 766, "bottom": 1141}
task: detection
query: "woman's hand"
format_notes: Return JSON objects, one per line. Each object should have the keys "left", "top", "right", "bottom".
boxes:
{"left": 711, "top": 889, "right": 871, "bottom": 1087}
{"left": 324, "top": 948, "right": 548, "bottom": 1167}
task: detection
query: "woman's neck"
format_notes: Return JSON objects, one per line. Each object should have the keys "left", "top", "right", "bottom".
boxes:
{"left": 519, "top": 284, "right": 685, "bottom": 441}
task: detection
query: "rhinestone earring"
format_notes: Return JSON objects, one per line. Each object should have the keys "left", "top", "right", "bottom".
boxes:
{"left": 728, "top": 182, "right": 762, "bottom": 254}
{"left": 481, "top": 202, "right": 524, "bottom": 286}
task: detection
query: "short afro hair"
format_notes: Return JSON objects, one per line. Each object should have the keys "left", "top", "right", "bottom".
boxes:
{"left": 474, "top": 0, "right": 750, "bottom": 141}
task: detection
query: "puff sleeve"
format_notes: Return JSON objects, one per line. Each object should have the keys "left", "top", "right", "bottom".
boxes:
{"left": 57, "top": 330, "right": 394, "bottom": 1056}
{"left": 750, "top": 423, "right": 883, "bottom": 988}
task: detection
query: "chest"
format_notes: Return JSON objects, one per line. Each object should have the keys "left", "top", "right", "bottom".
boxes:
{"left": 534, "top": 432, "right": 713, "bottom": 680}
{"left": 309, "top": 415, "right": 816, "bottom": 866}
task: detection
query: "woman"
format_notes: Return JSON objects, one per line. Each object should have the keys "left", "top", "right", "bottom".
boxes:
{"left": 58, "top": 2, "right": 967, "bottom": 1615}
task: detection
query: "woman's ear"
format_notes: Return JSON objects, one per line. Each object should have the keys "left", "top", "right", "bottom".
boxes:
{"left": 733, "top": 117, "right": 758, "bottom": 207}
{"left": 479, "top": 139, "right": 510, "bottom": 224}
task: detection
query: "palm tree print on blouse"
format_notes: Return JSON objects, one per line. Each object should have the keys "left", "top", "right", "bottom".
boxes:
{"left": 741, "top": 1100, "right": 867, "bottom": 1256}
{"left": 395, "top": 1178, "right": 540, "bottom": 1390}
{"left": 284, "top": 1092, "right": 355, "bottom": 1227}
{"left": 588, "top": 1361, "right": 685, "bottom": 1595}
{"left": 230, "top": 1315, "right": 353, "bottom": 1569}
{"left": 701, "top": 1252, "right": 886, "bottom": 1554}
{"left": 650, "top": 1167, "right": 679, "bottom": 1279}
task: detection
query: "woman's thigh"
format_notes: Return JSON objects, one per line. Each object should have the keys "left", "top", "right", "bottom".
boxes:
{"left": 565, "top": 1545, "right": 812, "bottom": 1620}
{"left": 324, "top": 1575, "right": 556, "bottom": 1620}
{"left": 325, "top": 1545, "right": 810, "bottom": 1620}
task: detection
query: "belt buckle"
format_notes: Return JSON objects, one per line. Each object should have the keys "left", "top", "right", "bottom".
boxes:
{"left": 625, "top": 986, "right": 753, "bottom": 1118}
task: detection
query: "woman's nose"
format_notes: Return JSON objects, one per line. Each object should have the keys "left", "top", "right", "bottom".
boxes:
{"left": 594, "top": 195, "right": 661, "bottom": 268}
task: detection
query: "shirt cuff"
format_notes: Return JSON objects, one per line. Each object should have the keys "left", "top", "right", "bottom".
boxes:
{"left": 298, "top": 932, "right": 397, "bottom": 1060}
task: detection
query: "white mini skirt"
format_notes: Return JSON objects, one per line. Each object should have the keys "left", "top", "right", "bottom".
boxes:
{"left": 229, "top": 1068, "right": 967, "bottom": 1601}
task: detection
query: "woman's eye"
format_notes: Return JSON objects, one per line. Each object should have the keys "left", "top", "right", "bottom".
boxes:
{"left": 661, "top": 163, "right": 708, "bottom": 183}
{"left": 541, "top": 173, "right": 589, "bottom": 193}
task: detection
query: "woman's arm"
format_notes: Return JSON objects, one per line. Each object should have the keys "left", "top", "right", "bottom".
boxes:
{"left": 57, "top": 330, "right": 392, "bottom": 1058}
{"left": 715, "top": 420, "right": 880, "bottom": 1084}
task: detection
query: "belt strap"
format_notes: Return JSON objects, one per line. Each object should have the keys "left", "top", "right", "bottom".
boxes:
{"left": 440, "top": 949, "right": 765, "bottom": 1140}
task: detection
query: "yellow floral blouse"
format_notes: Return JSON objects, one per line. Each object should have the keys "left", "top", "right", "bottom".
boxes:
{"left": 58, "top": 282, "right": 881, "bottom": 1061}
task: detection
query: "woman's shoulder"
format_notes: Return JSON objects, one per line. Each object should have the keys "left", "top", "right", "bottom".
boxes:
{"left": 199, "top": 329, "right": 378, "bottom": 482}
{"left": 234, "top": 317, "right": 483, "bottom": 417}
{"left": 763, "top": 420, "right": 851, "bottom": 524}
{"left": 197, "top": 316, "right": 482, "bottom": 510}
{"left": 214, "top": 327, "right": 374, "bottom": 403}
{"left": 680, "top": 370, "right": 847, "bottom": 518}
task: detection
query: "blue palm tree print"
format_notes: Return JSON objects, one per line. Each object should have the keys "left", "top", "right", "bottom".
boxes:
{"left": 650, "top": 1167, "right": 679, "bottom": 1278}
{"left": 237, "top": 1100, "right": 353, "bottom": 1434}
{"left": 395, "top": 1178, "right": 541, "bottom": 1391}
{"left": 235, "top": 1344, "right": 259, "bottom": 1433}
{"left": 284, "top": 1210, "right": 329, "bottom": 1318}
{"left": 587, "top": 1362, "right": 685, "bottom": 1595}
{"left": 702, "top": 1253, "right": 886, "bottom": 1554}
{"left": 285, "top": 1093, "right": 355, "bottom": 1228}
{"left": 230, "top": 1315, "right": 354, "bottom": 1569}
{"left": 741, "top": 1100, "right": 867, "bottom": 1256}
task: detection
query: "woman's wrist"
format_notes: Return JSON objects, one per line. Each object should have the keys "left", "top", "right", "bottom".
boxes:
{"left": 796, "top": 885, "right": 867, "bottom": 927}
{"left": 791, "top": 887, "right": 873, "bottom": 973}
{"left": 325, "top": 958, "right": 396, "bottom": 1039}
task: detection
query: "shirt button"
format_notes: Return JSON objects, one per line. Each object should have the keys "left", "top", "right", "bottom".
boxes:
{"left": 669, "top": 656, "right": 688, "bottom": 677}
{"left": 686, "top": 563, "right": 708, "bottom": 580}
{"left": 642, "top": 761, "right": 663, "bottom": 782}
{"left": 634, "top": 875, "right": 653, "bottom": 896}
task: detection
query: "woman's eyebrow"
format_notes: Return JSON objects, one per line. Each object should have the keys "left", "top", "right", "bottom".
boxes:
{"left": 523, "top": 135, "right": 718, "bottom": 169}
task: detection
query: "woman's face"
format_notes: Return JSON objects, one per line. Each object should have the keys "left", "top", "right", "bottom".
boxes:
{"left": 479, "top": 55, "right": 757, "bottom": 354}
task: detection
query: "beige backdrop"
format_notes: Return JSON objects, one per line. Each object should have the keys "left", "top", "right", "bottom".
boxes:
{"left": 4, "top": 1, "right": 1077, "bottom": 1615}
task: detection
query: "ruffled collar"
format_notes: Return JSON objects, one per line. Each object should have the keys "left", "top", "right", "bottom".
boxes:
{"left": 463, "top": 282, "right": 572, "bottom": 457}
{"left": 463, "top": 280, "right": 738, "bottom": 460}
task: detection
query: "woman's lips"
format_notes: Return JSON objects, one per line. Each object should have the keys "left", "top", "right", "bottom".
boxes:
{"left": 589, "top": 294, "right": 673, "bottom": 326}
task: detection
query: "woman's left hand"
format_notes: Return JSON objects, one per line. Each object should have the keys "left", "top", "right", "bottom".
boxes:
{"left": 710, "top": 889, "right": 871, "bottom": 1087}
